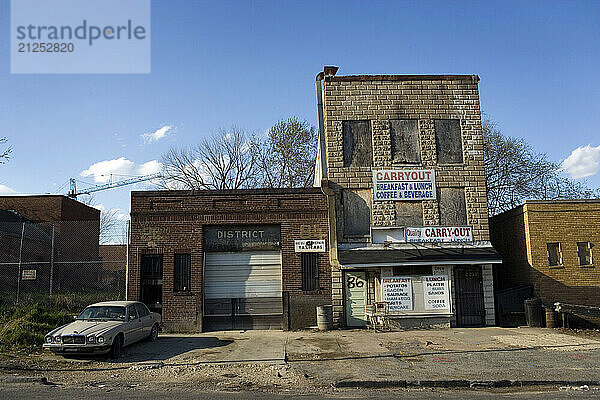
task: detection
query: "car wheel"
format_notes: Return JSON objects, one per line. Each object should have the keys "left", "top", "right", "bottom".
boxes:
{"left": 110, "top": 335, "right": 122, "bottom": 359}
{"left": 149, "top": 323, "right": 159, "bottom": 342}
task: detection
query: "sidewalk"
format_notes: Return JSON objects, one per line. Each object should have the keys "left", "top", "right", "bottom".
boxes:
{"left": 2, "top": 327, "right": 600, "bottom": 391}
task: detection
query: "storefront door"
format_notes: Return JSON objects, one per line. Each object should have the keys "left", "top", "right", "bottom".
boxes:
{"left": 454, "top": 266, "right": 485, "bottom": 326}
{"left": 344, "top": 271, "right": 367, "bottom": 327}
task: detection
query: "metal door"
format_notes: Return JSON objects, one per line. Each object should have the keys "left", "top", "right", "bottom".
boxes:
{"left": 203, "top": 251, "right": 283, "bottom": 330}
{"left": 140, "top": 255, "right": 163, "bottom": 314}
{"left": 344, "top": 271, "right": 367, "bottom": 327}
{"left": 454, "top": 266, "right": 485, "bottom": 326}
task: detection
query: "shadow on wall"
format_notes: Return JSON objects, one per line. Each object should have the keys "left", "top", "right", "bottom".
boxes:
{"left": 528, "top": 268, "right": 600, "bottom": 308}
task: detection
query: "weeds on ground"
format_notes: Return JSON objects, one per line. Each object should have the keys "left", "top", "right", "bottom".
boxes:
{"left": 0, "top": 292, "right": 121, "bottom": 354}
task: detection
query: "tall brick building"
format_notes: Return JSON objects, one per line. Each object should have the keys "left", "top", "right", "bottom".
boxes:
{"left": 315, "top": 68, "right": 500, "bottom": 328}
{"left": 128, "top": 188, "right": 330, "bottom": 332}
{"left": 490, "top": 200, "right": 600, "bottom": 308}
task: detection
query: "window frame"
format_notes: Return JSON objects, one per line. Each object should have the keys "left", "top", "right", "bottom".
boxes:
{"left": 547, "top": 242, "right": 563, "bottom": 267}
{"left": 577, "top": 241, "right": 594, "bottom": 266}
{"left": 301, "top": 253, "right": 319, "bottom": 292}
{"left": 173, "top": 253, "right": 191, "bottom": 293}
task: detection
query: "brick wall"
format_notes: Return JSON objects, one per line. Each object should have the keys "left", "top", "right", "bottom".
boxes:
{"left": 0, "top": 195, "right": 99, "bottom": 222}
{"left": 128, "top": 188, "right": 331, "bottom": 331}
{"left": 491, "top": 200, "right": 600, "bottom": 307}
{"left": 322, "top": 74, "right": 492, "bottom": 325}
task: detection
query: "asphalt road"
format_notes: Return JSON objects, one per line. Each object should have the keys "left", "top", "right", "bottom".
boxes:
{"left": 1, "top": 383, "right": 599, "bottom": 400}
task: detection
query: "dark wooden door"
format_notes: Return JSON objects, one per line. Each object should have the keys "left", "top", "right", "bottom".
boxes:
{"left": 454, "top": 266, "right": 485, "bottom": 326}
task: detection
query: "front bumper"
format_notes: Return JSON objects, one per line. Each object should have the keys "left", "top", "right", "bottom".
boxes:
{"left": 42, "top": 343, "right": 111, "bottom": 354}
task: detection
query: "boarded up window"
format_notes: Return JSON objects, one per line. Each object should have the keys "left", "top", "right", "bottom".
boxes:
{"left": 342, "top": 189, "right": 371, "bottom": 237}
{"left": 395, "top": 202, "right": 423, "bottom": 226}
{"left": 390, "top": 120, "right": 420, "bottom": 163}
{"left": 438, "top": 188, "right": 467, "bottom": 226}
{"left": 577, "top": 242, "right": 593, "bottom": 266}
{"left": 435, "top": 119, "right": 463, "bottom": 164}
{"left": 342, "top": 120, "right": 372, "bottom": 167}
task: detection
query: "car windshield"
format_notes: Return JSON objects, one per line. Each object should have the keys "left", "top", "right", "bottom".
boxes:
{"left": 77, "top": 306, "right": 126, "bottom": 321}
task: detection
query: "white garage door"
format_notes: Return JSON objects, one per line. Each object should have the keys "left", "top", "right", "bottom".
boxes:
{"left": 203, "top": 251, "right": 283, "bottom": 330}
{"left": 204, "top": 251, "right": 282, "bottom": 299}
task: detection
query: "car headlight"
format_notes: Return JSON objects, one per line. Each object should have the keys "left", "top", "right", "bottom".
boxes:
{"left": 87, "top": 335, "right": 96, "bottom": 343}
{"left": 45, "top": 336, "right": 53, "bottom": 344}
{"left": 97, "top": 336, "right": 105, "bottom": 344}
{"left": 54, "top": 336, "right": 62, "bottom": 343}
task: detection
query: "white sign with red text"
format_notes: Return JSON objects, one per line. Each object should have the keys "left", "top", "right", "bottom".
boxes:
{"left": 423, "top": 276, "right": 450, "bottom": 310}
{"left": 406, "top": 226, "right": 472, "bottom": 243}
{"left": 373, "top": 169, "right": 436, "bottom": 201}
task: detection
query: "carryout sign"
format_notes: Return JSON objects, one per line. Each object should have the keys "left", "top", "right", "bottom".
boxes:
{"left": 373, "top": 170, "right": 436, "bottom": 201}
{"left": 406, "top": 226, "right": 473, "bottom": 243}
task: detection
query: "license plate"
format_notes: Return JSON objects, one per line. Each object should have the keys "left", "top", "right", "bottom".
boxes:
{"left": 64, "top": 348, "right": 78, "bottom": 352}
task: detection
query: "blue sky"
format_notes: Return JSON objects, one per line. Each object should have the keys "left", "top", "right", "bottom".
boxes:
{"left": 1, "top": 0, "right": 599, "bottom": 219}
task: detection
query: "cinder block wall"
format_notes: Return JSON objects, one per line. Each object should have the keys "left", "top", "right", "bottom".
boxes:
{"left": 128, "top": 188, "right": 331, "bottom": 331}
{"left": 322, "top": 74, "right": 492, "bottom": 326}
{"left": 491, "top": 200, "right": 600, "bottom": 307}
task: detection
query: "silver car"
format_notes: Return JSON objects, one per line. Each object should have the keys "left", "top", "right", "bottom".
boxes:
{"left": 42, "top": 301, "right": 161, "bottom": 358}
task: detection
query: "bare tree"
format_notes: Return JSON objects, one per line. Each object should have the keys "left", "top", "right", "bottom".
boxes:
{"left": 79, "top": 195, "right": 125, "bottom": 243}
{"left": 0, "top": 137, "right": 12, "bottom": 164}
{"left": 160, "top": 127, "right": 257, "bottom": 190}
{"left": 256, "top": 117, "right": 317, "bottom": 188}
{"left": 483, "top": 117, "right": 599, "bottom": 215}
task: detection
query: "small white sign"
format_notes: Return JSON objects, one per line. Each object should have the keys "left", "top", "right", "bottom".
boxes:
{"left": 373, "top": 169, "right": 436, "bottom": 201}
{"left": 406, "top": 226, "right": 472, "bottom": 243}
{"left": 423, "top": 275, "right": 450, "bottom": 310}
{"left": 22, "top": 269, "right": 37, "bottom": 280}
{"left": 382, "top": 277, "right": 413, "bottom": 311}
{"left": 294, "top": 239, "right": 326, "bottom": 252}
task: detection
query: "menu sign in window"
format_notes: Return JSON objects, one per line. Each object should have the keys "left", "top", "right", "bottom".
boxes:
{"left": 381, "top": 277, "right": 413, "bottom": 311}
{"left": 423, "top": 275, "right": 450, "bottom": 310}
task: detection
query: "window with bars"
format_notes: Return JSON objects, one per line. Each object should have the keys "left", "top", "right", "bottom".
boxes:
{"left": 174, "top": 253, "right": 191, "bottom": 292}
{"left": 301, "top": 253, "right": 319, "bottom": 291}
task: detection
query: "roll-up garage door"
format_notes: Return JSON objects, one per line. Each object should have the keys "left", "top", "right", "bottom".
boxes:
{"left": 203, "top": 251, "right": 283, "bottom": 330}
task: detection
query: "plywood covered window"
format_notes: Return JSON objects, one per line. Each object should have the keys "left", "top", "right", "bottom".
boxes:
{"left": 342, "top": 120, "right": 373, "bottom": 167}
{"left": 342, "top": 189, "right": 371, "bottom": 237}
{"left": 438, "top": 188, "right": 467, "bottom": 226}
{"left": 435, "top": 119, "right": 463, "bottom": 164}
{"left": 390, "top": 119, "right": 420, "bottom": 163}
{"left": 395, "top": 202, "right": 423, "bottom": 226}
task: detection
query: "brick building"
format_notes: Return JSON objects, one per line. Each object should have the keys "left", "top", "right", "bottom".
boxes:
{"left": 315, "top": 68, "right": 500, "bottom": 328}
{"left": 128, "top": 188, "right": 330, "bottom": 332}
{"left": 490, "top": 200, "right": 600, "bottom": 308}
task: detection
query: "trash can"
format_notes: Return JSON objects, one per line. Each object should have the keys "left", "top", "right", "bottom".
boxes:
{"left": 545, "top": 306, "right": 557, "bottom": 328}
{"left": 524, "top": 298, "right": 544, "bottom": 327}
{"left": 316, "top": 305, "right": 333, "bottom": 331}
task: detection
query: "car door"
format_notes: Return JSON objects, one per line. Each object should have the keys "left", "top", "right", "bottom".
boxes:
{"left": 135, "top": 303, "right": 152, "bottom": 338}
{"left": 125, "top": 305, "right": 142, "bottom": 345}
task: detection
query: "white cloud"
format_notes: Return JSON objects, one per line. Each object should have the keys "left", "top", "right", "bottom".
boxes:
{"left": 138, "top": 160, "right": 163, "bottom": 175}
{"left": 141, "top": 125, "right": 172, "bottom": 144}
{"left": 80, "top": 157, "right": 163, "bottom": 183}
{"left": 81, "top": 157, "right": 135, "bottom": 183}
{"left": 0, "top": 184, "right": 16, "bottom": 194}
{"left": 560, "top": 144, "right": 600, "bottom": 179}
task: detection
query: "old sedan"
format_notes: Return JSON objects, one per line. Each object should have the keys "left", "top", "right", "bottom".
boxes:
{"left": 42, "top": 301, "right": 161, "bottom": 358}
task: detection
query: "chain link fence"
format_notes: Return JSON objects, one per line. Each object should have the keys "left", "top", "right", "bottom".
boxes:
{"left": 0, "top": 219, "right": 129, "bottom": 305}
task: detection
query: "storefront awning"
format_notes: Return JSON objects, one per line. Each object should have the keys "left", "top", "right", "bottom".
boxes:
{"left": 338, "top": 243, "right": 502, "bottom": 268}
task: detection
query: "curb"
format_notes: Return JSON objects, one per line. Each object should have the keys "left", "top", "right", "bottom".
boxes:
{"left": 334, "top": 379, "right": 600, "bottom": 389}
{"left": 0, "top": 376, "right": 48, "bottom": 384}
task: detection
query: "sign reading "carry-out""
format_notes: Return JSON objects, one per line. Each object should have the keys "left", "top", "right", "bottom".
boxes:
{"left": 373, "top": 169, "right": 436, "bottom": 201}
{"left": 406, "top": 226, "right": 473, "bottom": 243}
